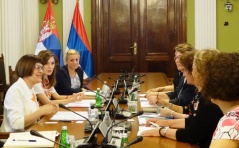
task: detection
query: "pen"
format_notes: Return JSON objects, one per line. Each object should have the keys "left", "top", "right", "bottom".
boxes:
{"left": 13, "top": 139, "right": 36, "bottom": 142}
{"left": 59, "top": 120, "right": 73, "bottom": 122}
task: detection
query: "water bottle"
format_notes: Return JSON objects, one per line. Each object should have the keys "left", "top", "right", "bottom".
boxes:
{"left": 132, "top": 75, "right": 140, "bottom": 91}
{"left": 88, "top": 106, "right": 92, "bottom": 121}
{"left": 103, "top": 111, "right": 112, "bottom": 127}
{"left": 102, "top": 81, "right": 108, "bottom": 97}
{"left": 60, "top": 126, "right": 70, "bottom": 148}
{"left": 95, "top": 88, "right": 102, "bottom": 107}
{"left": 121, "top": 133, "right": 129, "bottom": 148}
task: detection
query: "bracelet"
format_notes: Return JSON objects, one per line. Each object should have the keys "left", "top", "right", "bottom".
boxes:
{"left": 159, "top": 127, "right": 165, "bottom": 137}
{"left": 66, "top": 96, "right": 69, "bottom": 99}
{"left": 163, "top": 127, "right": 169, "bottom": 137}
{"left": 170, "top": 111, "right": 174, "bottom": 119}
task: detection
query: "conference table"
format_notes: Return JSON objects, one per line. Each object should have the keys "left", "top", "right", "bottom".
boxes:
{"left": 27, "top": 73, "right": 199, "bottom": 148}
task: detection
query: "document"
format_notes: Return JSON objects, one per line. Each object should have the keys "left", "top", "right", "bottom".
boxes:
{"left": 4, "top": 131, "right": 56, "bottom": 148}
{"left": 65, "top": 100, "right": 96, "bottom": 108}
{"left": 50, "top": 111, "right": 88, "bottom": 121}
{"left": 139, "top": 98, "right": 158, "bottom": 108}
{"left": 137, "top": 126, "right": 159, "bottom": 136}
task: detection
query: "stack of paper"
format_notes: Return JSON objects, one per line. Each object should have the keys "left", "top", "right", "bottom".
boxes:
{"left": 65, "top": 100, "right": 95, "bottom": 108}
{"left": 139, "top": 98, "right": 158, "bottom": 112}
{"left": 4, "top": 131, "right": 56, "bottom": 148}
{"left": 50, "top": 111, "right": 88, "bottom": 121}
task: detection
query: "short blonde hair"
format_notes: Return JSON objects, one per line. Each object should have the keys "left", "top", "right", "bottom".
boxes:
{"left": 65, "top": 49, "right": 80, "bottom": 61}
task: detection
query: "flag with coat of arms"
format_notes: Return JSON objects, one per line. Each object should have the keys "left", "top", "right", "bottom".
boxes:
{"left": 35, "top": 0, "right": 63, "bottom": 67}
{"left": 66, "top": 0, "right": 94, "bottom": 79}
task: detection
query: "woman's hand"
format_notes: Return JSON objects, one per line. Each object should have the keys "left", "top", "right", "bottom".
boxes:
{"left": 40, "top": 104, "right": 59, "bottom": 116}
{"left": 147, "top": 95, "right": 158, "bottom": 105}
{"left": 159, "top": 107, "right": 172, "bottom": 117}
{"left": 145, "top": 118, "right": 167, "bottom": 127}
{"left": 141, "top": 129, "right": 160, "bottom": 137}
{"left": 69, "top": 92, "right": 84, "bottom": 102}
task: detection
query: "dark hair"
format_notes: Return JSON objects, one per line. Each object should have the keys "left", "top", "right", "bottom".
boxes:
{"left": 179, "top": 50, "right": 197, "bottom": 72}
{"left": 15, "top": 54, "right": 43, "bottom": 78}
{"left": 38, "top": 50, "right": 56, "bottom": 88}
{"left": 201, "top": 52, "right": 239, "bottom": 101}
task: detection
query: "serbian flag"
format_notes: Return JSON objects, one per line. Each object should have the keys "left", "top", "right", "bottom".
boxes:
{"left": 35, "top": 0, "right": 63, "bottom": 67}
{"left": 66, "top": 0, "right": 94, "bottom": 79}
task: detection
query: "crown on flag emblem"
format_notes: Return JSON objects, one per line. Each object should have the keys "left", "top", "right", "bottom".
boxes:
{"left": 38, "top": 16, "right": 56, "bottom": 42}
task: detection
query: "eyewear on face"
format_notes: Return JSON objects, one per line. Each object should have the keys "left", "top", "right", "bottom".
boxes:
{"left": 174, "top": 55, "right": 182, "bottom": 60}
{"left": 35, "top": 65, "right": 44, "bottom": 71}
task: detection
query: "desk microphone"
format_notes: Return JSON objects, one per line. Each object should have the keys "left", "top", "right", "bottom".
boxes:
{"left": 124, "top": 136, "right": 143, "bottom": 148}
{"left": 90, "top": 104, "right": 104, "bottom": 120}
{"left": 94, "top": 75, "right": 112, "bottom": 88}
{"left": 59, "top": 104, "right": 93, "bottom": 131}
{"left": 30, "top": 130, "right": 67, "bottom": 148}
{"left": 102, "top": 110, "right": 144, "bottom": 144}
{"left": 83, "top": 86, "right": 110, "bottom": 105}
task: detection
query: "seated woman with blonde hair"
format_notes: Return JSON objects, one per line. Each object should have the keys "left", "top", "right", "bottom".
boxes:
{"left": 55, "top": 49, "right": 84, "bottom": 95}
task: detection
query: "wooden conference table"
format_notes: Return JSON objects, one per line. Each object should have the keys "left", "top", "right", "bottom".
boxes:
{"left": 28, "top": 73, "right": 198, "bottom": 148}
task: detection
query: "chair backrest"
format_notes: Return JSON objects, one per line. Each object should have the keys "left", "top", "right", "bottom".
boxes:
{"left": 9, "top": 66, "right": 18, "bottom": 86}
{"left": 0, "top": 54, "right": 6, "bottom": 86}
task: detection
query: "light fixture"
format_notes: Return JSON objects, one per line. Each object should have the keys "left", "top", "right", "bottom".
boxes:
{"left": 40, "top": 0, "right": 59, "bottom": 4}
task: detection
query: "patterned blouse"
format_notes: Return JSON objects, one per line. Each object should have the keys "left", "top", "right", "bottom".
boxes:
{"left": 212, "top": 107, "right": 239, "bottom": 140}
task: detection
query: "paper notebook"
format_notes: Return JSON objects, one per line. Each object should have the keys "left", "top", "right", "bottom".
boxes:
{"left": 4, "top": 131, "right": 57, "bottom": 148}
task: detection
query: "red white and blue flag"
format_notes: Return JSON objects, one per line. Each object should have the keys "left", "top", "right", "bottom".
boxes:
{"left": 66, "top": 0, "right": 94, "bottom": 78}
{"left": 35, "top": 0, "right": 63, "bottom": 66}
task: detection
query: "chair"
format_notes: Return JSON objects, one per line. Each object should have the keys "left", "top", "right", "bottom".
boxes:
{"left": 0, "top": 54, "right": 10, "bottom": 115}
{"left": 9, "top": 66, "right": 18, "bottom": 86}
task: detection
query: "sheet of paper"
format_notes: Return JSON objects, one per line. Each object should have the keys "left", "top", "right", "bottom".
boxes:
{"left": 84, "top": 91, "right": 96, "bottom": 96}
{"left": 50, "top": 111, "right": 88, "bottom": 121}
{"left": 4, "top": 131, "right": 56, "bottom": 148}
{"left": 65, "top": 100, "right": 95, "bottom": 108}
{"left": 137, "top": 126, "right": 159, "bottom": 136}
{"left": 140, "top": 98, "right": 158, "bottom": 108}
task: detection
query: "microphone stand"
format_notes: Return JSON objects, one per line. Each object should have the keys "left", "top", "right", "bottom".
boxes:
{"left": 59, "top": 104, "right": 93, "bottom": 131}
{"left": 102, "top": 111, "right": 144, "bottom": 144}
{"left": 83, "top": 86, "right": 110, "bottom": 105}
{"left": 30, "top": 130, "right": 67, "bottom": 148}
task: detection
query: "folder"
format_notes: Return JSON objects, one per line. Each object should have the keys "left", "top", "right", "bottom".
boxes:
{"left": 4, "top": 131, "right": 57, "bottom": 148}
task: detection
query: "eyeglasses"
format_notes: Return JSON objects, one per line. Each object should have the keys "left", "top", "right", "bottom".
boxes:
{"left": 174, "top": 55, "right": 182, "bottom": 60}
{"left": 35, "top": 65, "right": 44, "bottom": 71}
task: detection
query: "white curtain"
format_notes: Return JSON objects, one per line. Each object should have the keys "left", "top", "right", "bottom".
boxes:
{"left": 62, "top": 0, "right": 84, "bottom": 58}
{"left": 0, "top": 0, "right": 39, "bottom": 84}
{"left": 195, "top": 0, "right": 216, "bottom": 49}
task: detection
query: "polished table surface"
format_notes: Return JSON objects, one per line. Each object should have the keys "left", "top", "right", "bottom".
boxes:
{"left": 28, "top": 73, "right": 199, "bottom": 148}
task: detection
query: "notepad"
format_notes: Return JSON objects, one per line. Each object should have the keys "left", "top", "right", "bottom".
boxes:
{"left": 4, "top": 131, "right": 57, "bottom": 148}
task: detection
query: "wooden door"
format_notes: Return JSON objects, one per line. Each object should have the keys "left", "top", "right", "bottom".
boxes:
{"left": 92, "top": 0, "right": 186, "bottom": 77}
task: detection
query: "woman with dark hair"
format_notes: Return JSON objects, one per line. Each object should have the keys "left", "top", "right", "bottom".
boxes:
{"left": 192, "top": 50, "right": 239, "bottom": 148}
{"left": 0, "top": 55, "right": 58, "bottom": 132}
{"left": 141, "top": 50, "right": 223, "bottom": 148}
{"left": 33, "top": 50, "right": 84, "bottom": 105}
{"left": 146, "top": 43, "right": 196, "bottom": 106}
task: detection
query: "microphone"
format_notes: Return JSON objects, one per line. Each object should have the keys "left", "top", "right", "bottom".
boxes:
{"left": 59, "top": 104, "right": 93, "bottom": 132}
{"left": 90, "top": 104, "right": 104, "bottom": 120}
{"left": 94, "top": 75, "right": 112, "bottom": 89}
{"left": 128, "top": 87, "right": 138, "bottom": 95}
{"left": 102, "top": 110, "right": 144, "bottom": 144}
{"left": 83, "top": 86, "right": 110, "bottom": 105}
{"left": 30, "top": 130, "right": 67, "bottom": 148}
{"left": 124, "top": 136, "right": 143, "bottom": 148}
